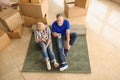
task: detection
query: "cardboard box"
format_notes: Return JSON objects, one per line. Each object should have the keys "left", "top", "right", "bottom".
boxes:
{"left": 0, "top": 8, "right": 17, "bottom": 17}
{"left": 64, "top": 0, "right": 87, "bottom": 18}
{"left": 19, "top": 0, "right": 30, "bottom": 3}
{"left": 75, "top": 0, "right": 89, "bottom": 9}
{"left": 18, "top": 0, "right": 48, "bottom": 19}
{"left": 0, "top": 11, "right": 23, "bottom": 31}
{"left": 23, "top": 14, "right": 48, "bottom": 27}
{"left": 0, "top": 29, "right": 11, "bottom": 52}
{"left": 0, "top": 22, "right": 8, "bottom": 32}
{"left": 31, "top": 0, "right": 42, "bottom": 4}
{"left": 7, "top": 24, "right": 23, "bottom": 39}
{"left": 0, "top": 8, "right": 18, "bottom": 31}
{"left": 0, "top": 5, "right": 2, "bottom": 11}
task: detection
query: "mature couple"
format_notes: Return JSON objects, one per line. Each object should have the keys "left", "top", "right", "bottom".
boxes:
{"left": 34, "top": 13, "right": 78, "bottom": 71}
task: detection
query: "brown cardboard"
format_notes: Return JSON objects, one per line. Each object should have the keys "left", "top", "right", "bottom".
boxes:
{"left": 23, "top": 14, "right": 48, "bottom": 27}
{"left": 31, "top": 14, "right": 48, "bottom": 24}
{"left": 64, "top": 0, "right": 87, "bottom": 18}
{"left": 0, "top": 11, "right": 23, "bottom": 31}
{"left": 31, "top": 0, "right": 42, "bottom": 4}
{"left": 19, "top": 0, "right": 30, "bottom": 3}
{"left": 0, "top": 8, "right": 17, "bottom": 31}
{"left": 23, "top": 16, "right": 32, "bottom": 27}
{"left": 0, "top": 8, "right": 17, "bottom": 17}
{"left": 75, "top": 0, "right": 89, "bottom": 9}
{"left": 7, "top": 24, "right": 23, "bottom": 39}
{"left": 0, "top": 29, "right": 11, "bottom": 52}
{"left": 0, "top": 5, "right": 2, "bottom": 11}
{"left": 0, "top": 22, "right": 8, "bottom": 32}
{"left": 18, "top": 0, "right": 48, "bottom": 19}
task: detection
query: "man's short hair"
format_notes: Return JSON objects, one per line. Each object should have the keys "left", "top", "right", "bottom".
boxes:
{"left": 56, "top": 13, "right": 63, "bottom": 18}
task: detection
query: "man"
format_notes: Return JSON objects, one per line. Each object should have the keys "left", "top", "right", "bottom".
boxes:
{"left": 52, "top": 13, "right": 78, "bottom": 71}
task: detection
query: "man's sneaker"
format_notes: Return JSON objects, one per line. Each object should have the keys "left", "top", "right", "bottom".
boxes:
{"left": 64, "top": 49, "right": 69, "bottom": 56}
{"left": 59, "top": 63, "right": 68, "bottom": 71}
{"left": 46, "top": 61, "right": 51, "bottom": 70}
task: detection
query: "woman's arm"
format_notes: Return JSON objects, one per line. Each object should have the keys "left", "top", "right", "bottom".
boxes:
{"left": 34, "top": 30, "right": 43, "bottom": 43}
{"left": 46, "top": 27, "right": 52, "bottom": 48}
{"left": 46, "top": 39, "right": 51, "bottom": 48}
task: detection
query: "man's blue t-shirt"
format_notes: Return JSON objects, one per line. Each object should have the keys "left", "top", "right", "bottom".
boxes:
{"left": 52, "top": 19, "right": 70, "bottom": 36}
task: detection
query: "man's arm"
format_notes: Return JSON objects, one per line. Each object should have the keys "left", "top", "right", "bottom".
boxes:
{"left": 65, "top": 29, "right": 70, "bottom": 50}
{"left": 51, "top": 23, "right": 59, "bottom": 38}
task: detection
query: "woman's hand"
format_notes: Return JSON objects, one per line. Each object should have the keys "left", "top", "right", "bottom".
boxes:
{"left": 36, "top": 38, "right": 45, "bottom": 43}
{"left": 41, "top": 38, "right": 46, "bottom": 42}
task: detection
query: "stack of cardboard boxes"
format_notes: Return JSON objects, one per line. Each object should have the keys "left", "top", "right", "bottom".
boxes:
{"left": 64, "top": 0, "right": 90, "bottom": 18}
{"left": 19, "top": 0, "right": 48, "bottom": 27}
{"left": 0, "top": 8, "right": 24, "bottom": 39}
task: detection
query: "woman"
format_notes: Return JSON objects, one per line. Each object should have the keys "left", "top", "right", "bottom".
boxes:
{"left": 34, "top": 22, "right": 59, "bottom": 70}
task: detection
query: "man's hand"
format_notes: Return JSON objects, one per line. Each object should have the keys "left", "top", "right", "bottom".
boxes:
{"left": 65, "top": 44, "right": 71, "bottom": 50}
{"left": 52, "top": 32, "right": 59, "bottom": 37}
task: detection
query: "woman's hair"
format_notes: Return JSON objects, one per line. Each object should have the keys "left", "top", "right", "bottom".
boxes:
{"left": 56, "top": 13, "right": 63, "bottom": 18}
{"left": 36, "top": 22, "right": 44, "bottom": 28}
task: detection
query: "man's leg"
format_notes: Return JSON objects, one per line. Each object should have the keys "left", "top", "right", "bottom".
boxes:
{"left": 57, "top": 37, "right": 68, "bottom": 71}
{"left": 70, "top": 32, "right": 78, "bottom": 46}
{"left": 64, "top": 32, "right": 78, "bottom": 56}
{"left": 56, "top": 37, "right": 66, "bottom": 63}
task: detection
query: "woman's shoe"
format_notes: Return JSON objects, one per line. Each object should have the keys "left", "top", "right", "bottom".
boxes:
{"left": 54, "top": 62, "right": 59, "bottom": 68}
{"left": 46, "top": 61, "right": 51, "bottom": 70}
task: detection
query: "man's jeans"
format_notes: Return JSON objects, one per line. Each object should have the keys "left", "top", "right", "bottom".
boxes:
{"left": 57, "top": 32, "right": 78, "bottom": 64}
{"left": 38, "top": 42, "right": 56, "bottom": 62}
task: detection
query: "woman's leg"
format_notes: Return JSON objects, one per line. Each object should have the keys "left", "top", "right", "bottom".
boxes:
{"left": 47, "top": 42, "right": 59, "bottom": 68}
{"left": 47, "top": 42, "right": 56, "bottom": 62}
{"left": 38, "top": 42, "right": 49, "bottom": 60}
{"left": 38, "top": 42, "right": 51, "bottom": 70}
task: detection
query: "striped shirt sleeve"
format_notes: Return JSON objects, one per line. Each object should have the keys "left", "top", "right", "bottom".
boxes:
{"left": 47, "top": 26, "right": 51, "bottom": 39}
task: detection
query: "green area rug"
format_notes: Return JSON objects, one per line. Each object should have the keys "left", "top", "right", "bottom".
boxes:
{"left": 22, "top": 33, "right": 91, "bottom": 73}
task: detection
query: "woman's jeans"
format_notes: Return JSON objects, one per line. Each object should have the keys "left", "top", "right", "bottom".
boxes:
{"left": 38, "top": 42, "right": 56, "bottom": 62}
{"left": 57, "top": 32, "right": 78, "bottom": 64}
